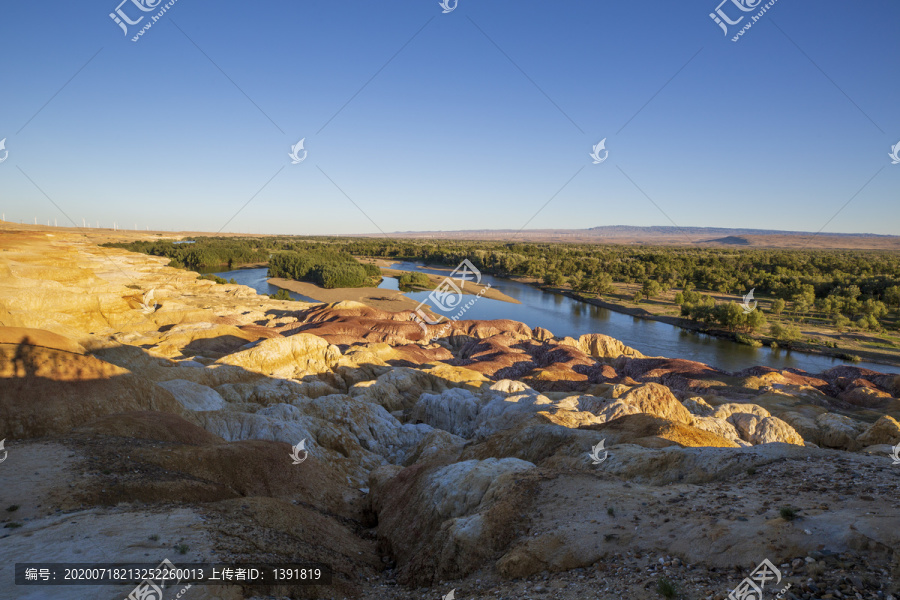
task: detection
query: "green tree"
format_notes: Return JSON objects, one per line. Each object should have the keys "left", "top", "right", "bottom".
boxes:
{"left": 885, "top": 286, "right": 900, "bottom": 312}
{"left": 745, "top": 309, "right": 767, "bottom": 333}
{"left": 642, "top": 280, "right": 662, "bottom": 299}
{"left": 715, "top": 302, "right": 747, "bottom": 331}
{"left": 833, "top": 314, "right": 851, "bottom": 331}
{"left": 772, "top": 298, "right": 786, "bottom": 315}
{"left": 867, "top": 314, "right": 880, "bottom": 330}
{"left": 543, "top": 272, "right": 566, "bottom": 287}
{"left": 594, "top": 273, "right": 615, "bottom": 295}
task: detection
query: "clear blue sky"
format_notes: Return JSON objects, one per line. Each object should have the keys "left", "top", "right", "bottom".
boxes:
{"left": 1, "top": 0, "right": 898, "bottom": 235}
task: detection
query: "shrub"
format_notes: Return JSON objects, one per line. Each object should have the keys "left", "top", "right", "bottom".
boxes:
{"left": 269, "top": 289, "right": 293, "bottom": 301}
{"left": 199, "top": 274, "right": 227, "bottom": 285}
{"left": 770, "top": 323, "right": 801, "bottom": 342}
{"left": 736, "top": 334, "right": 762, "bottom": 348}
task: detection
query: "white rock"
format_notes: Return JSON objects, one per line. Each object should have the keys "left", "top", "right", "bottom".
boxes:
{"left": 156, "top": 379, "right": 226, "bottom": 411}
{"left": 411, "top": 388, "right": 485, "bottom": 438}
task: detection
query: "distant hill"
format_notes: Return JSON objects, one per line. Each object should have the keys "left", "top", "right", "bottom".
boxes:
{"left": 698, "top": 236, "right": 751, "bottom": 245}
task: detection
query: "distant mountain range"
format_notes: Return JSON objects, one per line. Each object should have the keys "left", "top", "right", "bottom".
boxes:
{"left": 583, "top": 226, "right": 895, "bottom": 238}
{"left": 370, "top": 226, "right": 900, "bottom": 250}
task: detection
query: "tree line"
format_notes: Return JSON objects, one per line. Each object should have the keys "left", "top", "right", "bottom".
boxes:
{"left": 268, "top": 250, "right": 380, "bottom": 288}
{"left": 107, "top": 236, "right": 900, "bottom": 329}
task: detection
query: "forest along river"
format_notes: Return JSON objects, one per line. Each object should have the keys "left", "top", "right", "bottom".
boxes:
{"left": 213, "top": 265, "right": 899, "bottom": 375}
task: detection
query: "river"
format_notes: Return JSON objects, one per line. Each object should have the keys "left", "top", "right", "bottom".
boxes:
{"left": 209, "top": 267, "right": 320, "bottom": 303}
{"left": 213, "top": 265, "right": 899, "bottom": 375}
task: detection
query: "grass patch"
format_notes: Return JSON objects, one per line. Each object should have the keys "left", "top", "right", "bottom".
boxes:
{"left": 656, "top": 577, "right": 677, "bottom": 598}
{"left": 3, "top": 522, "right": 23, "bottom": 529}
{"left": 175, "top": 543, "right": 189, "bottom": 555}
{"left": 779, "top": 506, "right": 799, "bottom": 521}
{"left": 607, "top": 507, "right": 615, "bottom": 517}
{"left": 5, "top": 505, "right": 19, "bottom": 512}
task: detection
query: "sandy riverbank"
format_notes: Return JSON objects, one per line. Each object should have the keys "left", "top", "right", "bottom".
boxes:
{"left": 267, "top": 277, "right": 422, "bottom": 312}
{"left": 268, "top": 264, "right": 519, "bottom": 313}
{"left": 378, "top": 268, "right": 520, "bottom": 304}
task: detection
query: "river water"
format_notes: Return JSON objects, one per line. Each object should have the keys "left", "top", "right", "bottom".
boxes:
{"left": 213, "top": 265, "right": 899, "bottom": 375}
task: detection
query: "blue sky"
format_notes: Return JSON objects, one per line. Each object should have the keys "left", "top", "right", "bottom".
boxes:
{"left": 1, "top": 0, "right": 898, "bottom": 235}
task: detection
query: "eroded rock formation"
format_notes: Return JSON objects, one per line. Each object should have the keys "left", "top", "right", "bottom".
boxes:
{"left": 1, "top": 231, "right": 898, "bottom": 599}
